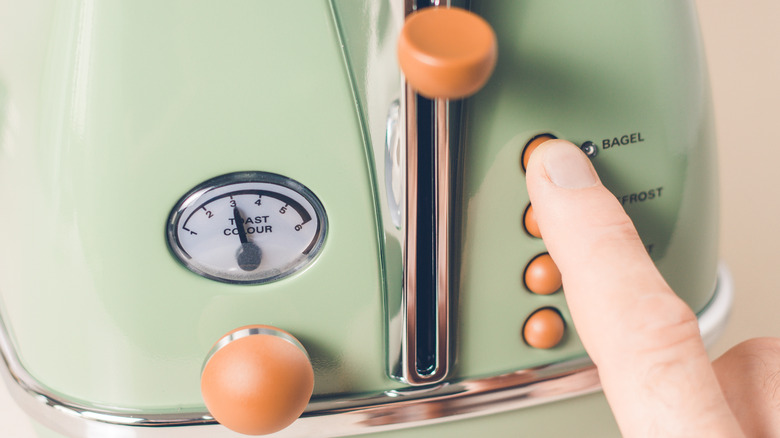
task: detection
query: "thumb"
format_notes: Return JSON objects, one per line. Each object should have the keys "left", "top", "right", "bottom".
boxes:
{"left": 525, "top": 139, "right": 742, "bottom": 437}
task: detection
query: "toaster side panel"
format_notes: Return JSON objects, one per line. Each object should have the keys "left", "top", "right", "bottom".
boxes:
{"left": 0, "top": 0, "right": 395, "bottom": 410}
{"left": 456, "top": 0, "right": 717, "bottom": 378}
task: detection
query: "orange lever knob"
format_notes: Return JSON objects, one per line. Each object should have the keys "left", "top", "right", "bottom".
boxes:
{"left": 398, "top": 7, "right": 497, "bottom": 99}
{"left": 201, "top": 325, "right": 314, "bottom": 436}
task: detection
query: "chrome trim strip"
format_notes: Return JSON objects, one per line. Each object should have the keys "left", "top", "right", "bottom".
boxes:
{"left": 0, "top": 266, "right": 733, "bottom": 437}
{"left": 433, "top": 97, "right": 451, "bottom": 383}
{"left": 398, "top": 79, "right": 423, "bottom": 384}
{"left": 698, "top": 263, "right": 734, "bottom": 348}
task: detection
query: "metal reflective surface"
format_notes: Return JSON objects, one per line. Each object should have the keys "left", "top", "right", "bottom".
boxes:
{"left": 0, "top": 267, "right": 732, "bottom": 437}
{"left": 204, "top": 326, "right": 310, "bottom": 370}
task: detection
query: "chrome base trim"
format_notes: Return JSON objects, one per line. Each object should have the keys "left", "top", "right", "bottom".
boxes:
{"left": 699, "top": 263, "right": 734, "bottom": 348}
{"left": 0, "top": 265, "right": 733, "bottom": 437}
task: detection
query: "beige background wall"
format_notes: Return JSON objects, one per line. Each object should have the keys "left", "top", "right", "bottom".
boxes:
{"left": 0, "top": 1, "right": 777, "bottom": 436}
{"left": 699, "top": 0, "right": 780, "bottom": 358}
{"left": 697, "top": 0, "right": 780, "bottom": 354}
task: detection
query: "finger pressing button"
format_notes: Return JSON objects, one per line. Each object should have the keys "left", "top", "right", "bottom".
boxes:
{"left": 521, "top": 134, "right": 556, "bottom": 172}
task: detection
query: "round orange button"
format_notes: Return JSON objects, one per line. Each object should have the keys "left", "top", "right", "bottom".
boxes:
{"left": 521, "top": 134, "right": 556, "bottom": 172}
{"left": 523, "top": 204, "right": 541, "bottom": 238}
{"left": 398, "top": 7, "right": 497, "bottom": 99}
{"left": 201, "top": 325, "right": 314, "bottom": 436}
{"left": 524, "top": 253, "right": 562, "bottom": 295}
{"left": 523, "top": 308, "right": 565, "bottom": 349}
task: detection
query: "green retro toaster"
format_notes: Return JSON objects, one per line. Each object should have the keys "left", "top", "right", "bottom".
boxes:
{"left": 0, "top": 1, "right": 732, "bottom": 437}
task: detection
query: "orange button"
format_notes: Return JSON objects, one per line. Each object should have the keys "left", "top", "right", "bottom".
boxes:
{"left": 521, "top": 134, "right": 556, "bottom": 172}
{"left": 523, "top": 308, "right": 565, "bottom": 349}
{"left": 398, "top": 7, "right": 497, "bottom": 99}
{"left": 523, "top": 204, "right": 541, "bottom": 238}
{"left": 524, "top": 253, "right": 562, "bottom": 295}
{"left": 201, "top": 325, "right": 314, "bottom": 436}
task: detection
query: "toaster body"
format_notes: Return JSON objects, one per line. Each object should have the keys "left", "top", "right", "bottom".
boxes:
{"left": 0, "top": 1, "right": 731, "bottom": 437}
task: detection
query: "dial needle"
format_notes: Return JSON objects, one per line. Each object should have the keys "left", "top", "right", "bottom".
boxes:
{"left": 233, "top": 207, "right": 262, "bottom": 271}
{"left": 233, "top": 207, "right": 248, "bottom": 244}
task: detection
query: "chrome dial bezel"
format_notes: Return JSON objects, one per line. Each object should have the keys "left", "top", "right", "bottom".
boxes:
{"left": 166, "top": 171, "right": 327, "bottom": 285}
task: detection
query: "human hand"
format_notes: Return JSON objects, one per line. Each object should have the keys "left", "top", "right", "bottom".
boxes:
{"left": 525, "top": 139, "right": 780, "bottom": 437}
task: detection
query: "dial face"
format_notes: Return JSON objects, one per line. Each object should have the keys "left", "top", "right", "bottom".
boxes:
{"left": 167, "top": 172, "right": 327, "bottom": 284}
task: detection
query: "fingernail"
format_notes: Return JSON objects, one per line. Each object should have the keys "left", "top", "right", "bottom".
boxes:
{"left": 542, "top": 141, "right": 598, "bottom": 189}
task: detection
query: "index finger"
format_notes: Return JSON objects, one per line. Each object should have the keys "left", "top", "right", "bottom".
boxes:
{"left": 525, "top": 140, "right": 742, "bottom": 438}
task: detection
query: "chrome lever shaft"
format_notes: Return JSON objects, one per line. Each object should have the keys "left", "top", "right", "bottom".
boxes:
{"left": 399, "top": 84, "right": 453, "bottom": 385}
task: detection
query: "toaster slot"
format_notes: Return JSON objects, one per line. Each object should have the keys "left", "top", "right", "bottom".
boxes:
{"left": 414, "top": 94, "right": 438, "bottom": 375}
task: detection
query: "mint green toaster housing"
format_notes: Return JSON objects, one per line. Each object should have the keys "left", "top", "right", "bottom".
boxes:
{"left": 0, "top": 1, "right": 723, "bottom": 437}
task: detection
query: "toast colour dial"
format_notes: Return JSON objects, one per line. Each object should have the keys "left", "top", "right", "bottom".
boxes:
{"left": 167, "top": 172, "right": 327, "bottom": 284}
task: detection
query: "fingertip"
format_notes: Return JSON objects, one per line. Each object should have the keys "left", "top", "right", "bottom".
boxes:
{"left": 526, "top": 139, "right": 599, "bottom": 191}
{"left": 525, "top": 139, "right": 626, "bottom": 266}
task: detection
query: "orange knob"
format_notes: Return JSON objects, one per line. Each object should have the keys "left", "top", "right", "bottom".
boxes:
{"left": 524, "top": 253, "right": 562, "bottom": 295}
{"left": 523, "top": 308, "right": 566, "bottom": 349}
{"left": 398, "top": 7, "right": 497, "bottom": 99}
{"left": 201, "top": 325, "right": 314, "bottom": 436}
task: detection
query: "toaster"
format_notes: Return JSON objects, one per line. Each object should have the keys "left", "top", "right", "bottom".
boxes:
{"left": 0, "top": 1, "right": 733, "bottom": 437}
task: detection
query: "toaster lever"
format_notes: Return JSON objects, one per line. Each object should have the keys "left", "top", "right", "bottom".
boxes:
{"left": 395, "top": 4, "right": 496, "bottom": 385}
